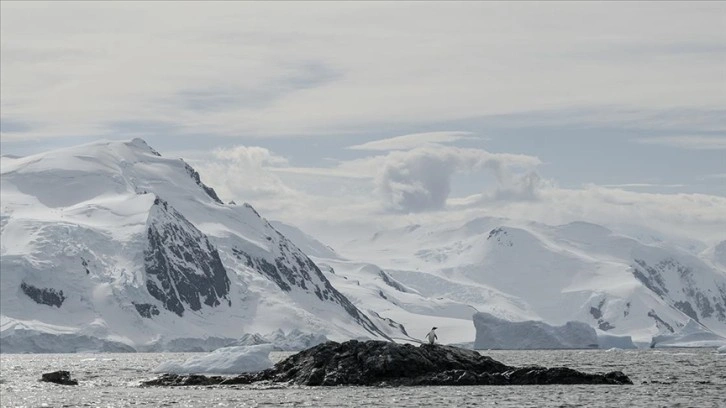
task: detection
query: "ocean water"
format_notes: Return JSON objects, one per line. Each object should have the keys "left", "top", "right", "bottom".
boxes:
{"left": 1, "top": 348, "right": 724, "bottom": 407}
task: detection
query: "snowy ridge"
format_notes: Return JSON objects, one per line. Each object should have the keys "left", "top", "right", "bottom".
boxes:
{"left": 0, "top": 139, "right": 387, "bottom": 352}
{"left": 269, "top": 221, "right": 341, "bottom": 260}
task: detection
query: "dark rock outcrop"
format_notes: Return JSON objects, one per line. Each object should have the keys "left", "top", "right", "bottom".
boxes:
{"left": 20, "top": 282, "right": 65, "bottom": 308}
{"left": 40, "top": 371, "right": 78, "bottom": 385}
{"left": 133, "top": 302, "right": 160, "bottom": 318}
{"left": 633, "top": 258, "right": 726, "bottom": 325}
{"left": 142, "top": 340, "right": 632, "bottom": 387}
{"left": 144, "top": 197, "right": 230, "bottom": 316}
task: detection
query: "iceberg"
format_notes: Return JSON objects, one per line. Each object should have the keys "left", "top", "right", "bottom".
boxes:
{"left": 650, "top": 319, "right": 726, "bottom": 348}
{"left": 153, "top": 344, "right": 274, "bottom": 375}
{"left": 596, "top": 331, "right": 636, "bottom": 349}
{"left": 473, "top": 312, "right": 598, "bottom": 350}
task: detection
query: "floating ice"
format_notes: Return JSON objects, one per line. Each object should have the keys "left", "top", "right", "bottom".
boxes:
{"left": 153, "top": 344, "right": 274, "bottom": 374}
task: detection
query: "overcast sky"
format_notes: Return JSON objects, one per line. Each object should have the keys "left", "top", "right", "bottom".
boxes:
{"left": 1, "top": 2, "right": 725, "bottom": 244}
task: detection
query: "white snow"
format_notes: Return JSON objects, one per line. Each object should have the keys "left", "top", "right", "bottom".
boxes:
{"left": 473, "top": 312, "right": 598, "bottom": 350}
{"left": 152, "top": 344, "right": 274, "bottom": 374}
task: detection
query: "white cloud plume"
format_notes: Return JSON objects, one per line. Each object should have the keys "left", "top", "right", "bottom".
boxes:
{"left": 373, "top": 145, "right": 541, "bottom": 212}
{"left": 190, "top": 146, "right": 295, "bottom": 207}
{"left": 181, "top": 144, "right": 725, "bottom": 246}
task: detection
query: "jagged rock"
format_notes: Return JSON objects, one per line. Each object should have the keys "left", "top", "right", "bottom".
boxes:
{"left": 40, "top": 371, "right": 78, "bottom": 385}
{"left": 144, "top": 197, "right": 231, "bottom": 317}
{"left": 503, "top": 366, "right": 632, "bottom": 385}
{"left": 142, "top": 340, "right": 632, "bottom": 387}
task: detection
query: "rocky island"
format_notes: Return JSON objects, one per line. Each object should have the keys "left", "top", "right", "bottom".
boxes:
{"left": 143, "top": 340, "right": 632, "bottom": 387}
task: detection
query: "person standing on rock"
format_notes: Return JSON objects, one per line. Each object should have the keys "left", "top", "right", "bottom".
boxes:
{"left": 426, "top": 327, "right": 438, "bottom": 345}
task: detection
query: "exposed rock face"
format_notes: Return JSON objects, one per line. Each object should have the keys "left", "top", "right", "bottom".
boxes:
{"left": 20, "top": 282, "right": 65, "bottom": 308}
{"left": 181, "top": 160, "right": 223, "bottom": 204}
{"left": 229, "top": 218, "right": 387, "bottom": 339}
{"left": 40, "top": 371, "right": 78, "bottom": 385}
{"left": 143, "top": 340, "right": 632, "bottom": 387}
{"left": 633, "top": 258, "right": 726, "bottom": 325}
{"left": 144, "top": 197, "right": 230, "bottom": 316}
{"left": 132, "top": 302, "right": 160, "bottom": 318}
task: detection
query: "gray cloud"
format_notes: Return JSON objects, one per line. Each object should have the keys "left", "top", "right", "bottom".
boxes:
{"left": 2, "top": 2, "right": 724, "bottom": 139}
{"left": 0, "top": 118, "right": 35, "bottom": 133}
{"left": 104, "top": 120, "right": 180, "bottom": 137}
{"left": 348, "top": 131, "right": 474, "bottom": 151}
{"left": 633, "top": 136, "right": 726, "bottom": 150}
{"left": 176, "top": 62, "right": 341, "bottom": 112}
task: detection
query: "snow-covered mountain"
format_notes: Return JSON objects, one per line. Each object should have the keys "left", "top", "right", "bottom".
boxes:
{"left": 324, "top": 217, "right": 726, "bottom": 344}
{"left": 0, "top": 139, "right": 389, "bottom": 352}
{"left": 265, "top": 217, "right": 724, "bottom": 346}
{"left": 2, "top": 139, "right": 724, "bottom": 352}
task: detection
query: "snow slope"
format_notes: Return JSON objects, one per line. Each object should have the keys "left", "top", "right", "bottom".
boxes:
{"left": 313, "top": 257, "right": 481, "bottom": 345}
{"left": 0, "top": 139, "right": 388, "bottom": 352}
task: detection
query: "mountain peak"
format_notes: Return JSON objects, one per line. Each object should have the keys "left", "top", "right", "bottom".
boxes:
{"left": 127, "top": 138, "right": 161, "bottom": 156}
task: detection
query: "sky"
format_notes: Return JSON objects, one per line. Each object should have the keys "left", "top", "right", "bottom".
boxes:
{"left": 1, "top": 2, "right": 725, "bottom": 245}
